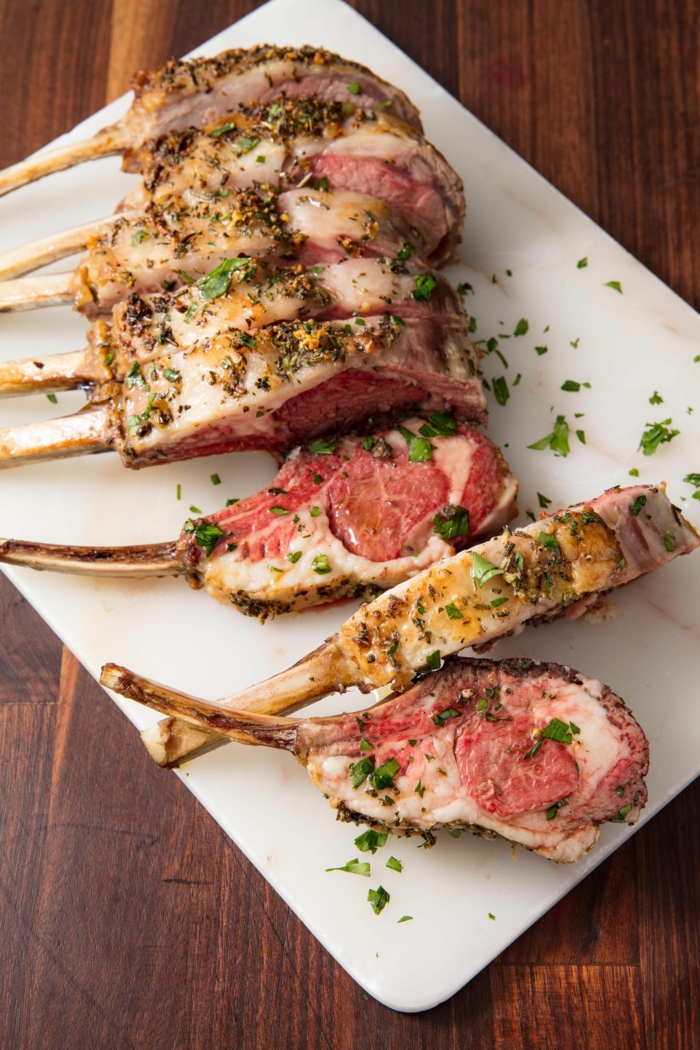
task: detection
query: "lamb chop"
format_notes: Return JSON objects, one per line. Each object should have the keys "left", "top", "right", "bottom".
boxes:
{"left": 0, "top": 418, "right": 517, "bottom": 618}
{"left": 102, "top": 655, "right": 650, "bottom": 864}
{"left": 0, "top": 97, "right": 464, "bottom": 310}
{"left": 108, "top": 483, "right": 697, "bottom": 767}
{"left": 0, "top": 188, "right": 423, "bottom": 314}
{"left": 0, "top": 252, "right": 485, "bottom": 470}
{"left": 0, "top": 46, "right": 422, "bottom": 198}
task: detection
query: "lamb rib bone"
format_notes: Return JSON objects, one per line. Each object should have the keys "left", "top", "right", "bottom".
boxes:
{"left": 110, "top": 483, "right": 697, "bottom": 766}
{"left": 0, "top": 418, "right": 517, "bottom": 614}
{"left": 0, "top": 46, "right": 422, "bottom": 198}
{"left": 102, "top": 655, "right": 649, "bottom": 864}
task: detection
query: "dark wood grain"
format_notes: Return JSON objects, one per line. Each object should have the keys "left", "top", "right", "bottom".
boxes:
{"left": 1, "top": 1, "right": 699, "bottom": 1044}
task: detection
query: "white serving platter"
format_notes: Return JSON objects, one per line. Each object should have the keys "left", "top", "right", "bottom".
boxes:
{"left": 1, "top": 0, "right": 699, "bottom": 1013}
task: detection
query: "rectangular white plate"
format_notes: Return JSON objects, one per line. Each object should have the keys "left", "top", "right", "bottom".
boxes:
{"left": 1, "top": 0, "right": 699, "bottom": 1012}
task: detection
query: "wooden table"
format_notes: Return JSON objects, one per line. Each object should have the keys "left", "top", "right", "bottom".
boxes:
{"left": 1, "top": 2, "right": 698, "bottom": 1045}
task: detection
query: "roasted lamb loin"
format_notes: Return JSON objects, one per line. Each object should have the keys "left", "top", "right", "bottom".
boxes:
{"left": 0, "top": 97, "right": 464, "bottom": 311}
{"left": 0, "top": 46, "right": 422, "bottom": 198}
{"left": 0, "top": 418, "right": 517, "bottom": 618}
{"left": 102, "top": 655, "right": 649, "bottom": 864}
{"left": 112, "top": 483, "right": 697, "bottom": 767}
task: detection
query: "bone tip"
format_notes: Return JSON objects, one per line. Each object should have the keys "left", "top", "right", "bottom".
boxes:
{"left": 100, "top": 662, "right": 129, "bottom": 692}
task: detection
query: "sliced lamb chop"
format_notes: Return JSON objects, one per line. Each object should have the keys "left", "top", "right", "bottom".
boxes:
{"left": 0, "top": 302, "right": 485, "bottom": 468}
{"left": 0, "top": 418, "right": 517, "bottom": 618}
{"left": 0, "top": 189, "right": 424, "bottom": 314}
{"left": 106, "top": 483, "right": 696, "bottom": 771}
{"left": 0, "top": 46, "right": 422, "bottom": 197}
{"left": 102, "top": 656, "right": 649, "bottom": 864}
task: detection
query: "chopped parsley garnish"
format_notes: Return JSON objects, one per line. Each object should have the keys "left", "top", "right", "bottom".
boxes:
{"left": 488, "top": 912, "right": 496, "bottom": 920}
{"left": 396, "top": 242, "right": 413, "bottom": 261}
{"left": 456, "top": 282, "right": 473, "bottom": 296}
{"left": 444, "top": 603, "right": 464, "bottom": 620}
{"left": 631, "top": 494, "right": 647, "bottom": 516}
{"left": 604, "top": 280, "right": 623, "bottom": 293}
{"left": 210, "top": 121, "right": 236, "bottom": 136}
{"left": 311, "top": 265, "right": 325, "bottom": 275}
{"left": 189, "top": 505, "right": 201, "bottom": 514}
{"left": 360, "top": 738, "right": 373, "bottom": 751}
{"left": 561, "top": 380, "right": 581, "bottom": 392}
{"left": 418, "top": 411, "right": 457, "bottom": 438}
{"left": 542, "top": 718, "right": 580, "bottom": 744}
{"left": 425, "top": 650, "right": 441, "bottom": 671}
{"left": 471, "top": 551, "right": 505, "bottom": 588}
{"left": 664, "top": 529, "right": 676, "bottom": 551}
{"left": 347, "top": 82, "right": 361, "bottom": 94}
{"left": 269, "top": 506, "right": 289, "bottom": 515}
{"left": 367, "top": 886, "right": 390, "bottom": 915}
{"left": 538, "top": 530, "right": 560, "bottom": 551}
{"left": 313, "top": 474, "right": 323, "bottom": 484}
{"left": 535, "top": 345, "right": 548, "bottom": 355}
{"left": 639, "top": 418, "right": 679, "bottom": 456}
{"left": 528, "top": 415, "right": 570, "bottom": 457}
{"left": 46, "top": 393, "right": 58, "bottom": 404}
{"left": 210, "top": 473, "right": 221, "bottom": 486}
{"left": 312, "top": 554, "right": 332, "bottom": 574}
{"left": 577, "top": 257, "right": 588, "bottom": 268}
{"left": 386, "top": 857, "right": 403, "bottom": 873}
{"left": 287, "top": 551, "right": 302, "bottom": 563}
{"left": 580, "top": 510, "right": 605, "bottom": 525}
{"left": 349, "top": 757, "right": 375, "bottom": 790}
{"left": 183, "top": 520, "right": 224, "bottom": 557}
{"left": 176, "top": 484, "right": 181, "bottom": 500}
{"left": 237, "top": 332, "right": 257, "bottom": 348}
{"left": 415, "top": 780, "right": 426, "bottom": 798}
{"left": 310, "top": 505, "right": 321, "bottom": 517}
{"left": 610, "top": 803, "right": 633, "bottom": 823}
{"left": 308, "top": 438, "right": 335, "bottom": 454}
{"left": 546, "top": 798, "right": 569, "bottom": 820}
{"left": 397, "top": 915, "right": 413, "bottom": 923}
{"left": 370, "top": 757, "right": 400, "bottom": 791}
{"left": 490, "top": 597, "right": 509, "bottom": 608}
{"left": 355, "top": 829, "right": 388, "bottom": 853}
{"left": 163, "top": 367, "right": 180, "bottom": 382}
{"left": 469, "top": 315, "right": 477, "bottom": 332}
{"left": 538, "top": 492, "right": 552, "bottom": 508}
{"left": 256, "top": 155, "right": 266, "bottom": 163}
{"left": 197, "top": 257, "right": 252, "bottom": 300}
{"left": 493, "top": 376, "right": 509, "bottom": 406}
{"left": 576, "top": 429, "right": 586, "bottom": 444}
{"left": 649, "top": 391, "right": 664, "bottom": 405}
{"left": 399, "top": 426, "right": 433, "bottom": 462}
{"left": 226, "top": 498, "right": 239, "bottom": 507}
{"left": 412, "top": 274, "right": 437, "bottom": 301}
{"left": 433, "top": 708, "right": 460, "bottom": 726}
{"left": 433, "top": 504, "right": 470, "bottom": 541}
{"left": 131, "top": 229, "right": 148, "bottom": 246}
{"left": 326, "top": 858, "right": 370, "bottom": 876}
{"left": 629, "top": 468, "right": 639, "bottom": 477}
{"left": 314, "top": 177, "right": 329, "bottom": 191}
{"left": 236, "top": 136, "right": 260, "bottom": 153}
{"left": 514, "top": 318, "right": 529, "bottom": 336}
